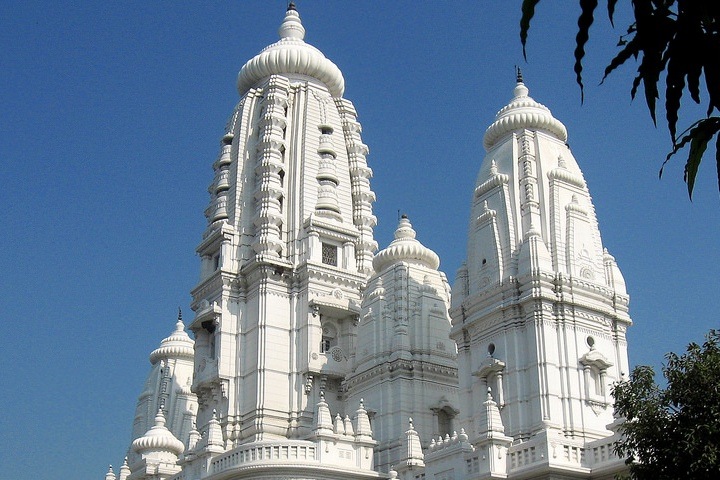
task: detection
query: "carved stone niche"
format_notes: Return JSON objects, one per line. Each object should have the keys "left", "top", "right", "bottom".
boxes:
{"left": 579, "top": 339, "right": 613, "bottom": 413}
{"left": 430, "top": 396, "right": 460, "bottom": 438}
{"left": 473, "top": 352, "right": 506, "bottom": 407}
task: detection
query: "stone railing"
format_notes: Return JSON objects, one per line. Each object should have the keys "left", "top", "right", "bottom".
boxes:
{"left": 506, "top": 435, "right": 624, "bottom": 474}
{"left": 210, "top": 441, "right": 317, "bottom": 475}
{"left": 587, "top": 437, "right": 623, "bottom": 470}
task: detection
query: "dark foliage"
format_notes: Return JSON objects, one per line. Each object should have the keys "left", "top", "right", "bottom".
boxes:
{"left": 612, "top": 330, "right": 720, "bottom": 479}
{"left": 520, "top": 0, "right": 720, "bottom": 200}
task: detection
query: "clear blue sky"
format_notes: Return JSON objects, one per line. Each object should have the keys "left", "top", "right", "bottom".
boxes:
{"left": 1, "top": 2, "right": 718, "bottom": 479}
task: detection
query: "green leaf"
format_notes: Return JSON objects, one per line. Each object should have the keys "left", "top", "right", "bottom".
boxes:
{"left": 685, "top": 119, "right": 720, "bottom": 199}
{"left": 601, "top": 37, "right": 639, "bottom": 84}
{"left": 664, "top": 118, "right": 720, "bottom": 199}
{"left": 520, "top": 0, "right": 541, "bottom": 60}
{"left": 665, "top": 43, "right": 686, "bottom": 142}
{"left": 661, "top": 120, "right": 700, "bottom": 179}
{"left": 573, "top": 0, "right": 599, "bottom": 102}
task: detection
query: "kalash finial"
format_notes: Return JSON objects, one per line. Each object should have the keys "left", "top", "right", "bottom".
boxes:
{"left": 513, "top": 65, "right": 529, "bottom": 98}
{"left": 279, "top": 1, "right": 305, "bottom": 40}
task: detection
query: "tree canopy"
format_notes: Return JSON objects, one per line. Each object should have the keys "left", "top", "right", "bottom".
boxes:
{"left": 611, "top": 330, "right": 720, "bottom": 479}
{"left": 520, "top": 0, "right": 720, "bottom": 200}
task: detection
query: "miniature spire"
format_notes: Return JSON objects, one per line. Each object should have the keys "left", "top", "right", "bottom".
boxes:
{"left": 477, "top": 387, "right": 507, "bottom": 436}
{"left": 516, "top": 65, "right": 523, "bottom": 84}
{"left": 314, "top": 391, "right": 333, "bottom": 434}
{"left": 404, "top": 417, "right": 425, "bottom": 467}
{"left": 343, "top": 415, "right": 354, "bottom": 436}
{"left": 334, "top": 413, "right": 343, "bottom": 434}
{"left": 206, "top": 409, "right": 225, "bottom": 450}
{"left": 354, "top": 398, "right": 373, "bottom": 440}
{"left": 490, "top": 159, "right": 498, "bottom": 175}
{"left": 118, "top": 458, "right": 130, "bottom": 480}
{"left": 105, "top": 465, "right": 116, "bottom": 480}
{"left": 187, "top": 420, "right": 202, "bottom": 452}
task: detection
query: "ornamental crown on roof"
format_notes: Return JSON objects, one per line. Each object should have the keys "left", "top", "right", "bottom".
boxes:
{"left": 236, "top": 4, "right": 345, "bottom": 96}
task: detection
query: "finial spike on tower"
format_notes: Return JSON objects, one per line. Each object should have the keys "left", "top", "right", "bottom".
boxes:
{"left": 287, "top": 1, "right": 296, "bottom": 11}
{"left": 516, "top": 65, "right": 524, "bottom": 83}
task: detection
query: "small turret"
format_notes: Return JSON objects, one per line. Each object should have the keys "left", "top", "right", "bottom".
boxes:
{"left": 314, "top": 392, "right": 334, "bottom": 435}
{"left": 118, "top": 458, "right": 130, "bottom": 480}
{"left": 403, "top": 418, "right": 425, "bottom": 468}
{"left": 104, "top": 465, "right": 116, "bottom": 480}
{"left": 131, "top": 409, "right": 185, "bottom": 461}
{"left": 204, "top": 410, "right": 225, "bottom": 453}
{"left": 354, "top": 399, "right": 373, "bottom": 441}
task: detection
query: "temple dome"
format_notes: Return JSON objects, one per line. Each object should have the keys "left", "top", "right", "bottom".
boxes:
{"left": 482, "top": 80, "right": 567, "bottom": 151}
{"left": 373, "top": 216, "right": 440, "bottom": 271}
{"left": 131, "top": 410, "right": 185, "bottom": 457}
{"left": 237, "top": 5, "right": 345, "bottom": 97}
{"left": 149, "top": 314, "right": 194, "bottom": 364}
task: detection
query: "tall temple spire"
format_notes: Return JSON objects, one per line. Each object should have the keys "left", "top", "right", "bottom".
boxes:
{"left": 450, "top": 70, "right": 631, "bottom": 469}
{"left": 188, "top": 4, "right": 378, "bottom": 468}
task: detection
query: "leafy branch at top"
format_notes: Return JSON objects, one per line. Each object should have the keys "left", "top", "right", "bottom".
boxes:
{"left": 520, "top": 0, "right": 720, "bottom": 200}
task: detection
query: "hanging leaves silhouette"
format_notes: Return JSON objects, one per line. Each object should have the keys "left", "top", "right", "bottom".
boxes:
{"left": 521, "top": 0, "right": 720, "bottom": 200}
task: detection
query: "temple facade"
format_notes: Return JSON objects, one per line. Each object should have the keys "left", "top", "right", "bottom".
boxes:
{"left": 104, "top": 5, "right": 632, "bottom": 480}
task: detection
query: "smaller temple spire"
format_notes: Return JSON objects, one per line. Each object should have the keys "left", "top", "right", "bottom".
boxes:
{"left": 118, "top": 458, "right": 130, "bottom": 480}
{"left": 403, "top": 418, "right": 425, "bottom": 467}
{"left": 105, "top": 465, "right": 116, "bottom": 480}
{"left": 314, "top": 391, "right": 334, "bottom": 435}
{"left": 354, "top": 399, "right": 373, "bottom": 440}
{"left": 343, "top": 415, "right": 354, "bottom": 436}
{"left": 206, "top": 409, "right": 225, "bottom": 451}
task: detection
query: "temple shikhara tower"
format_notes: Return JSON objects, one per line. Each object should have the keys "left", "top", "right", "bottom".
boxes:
{"left": 104, "top": 5, "right": 632, "bottom": 480}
